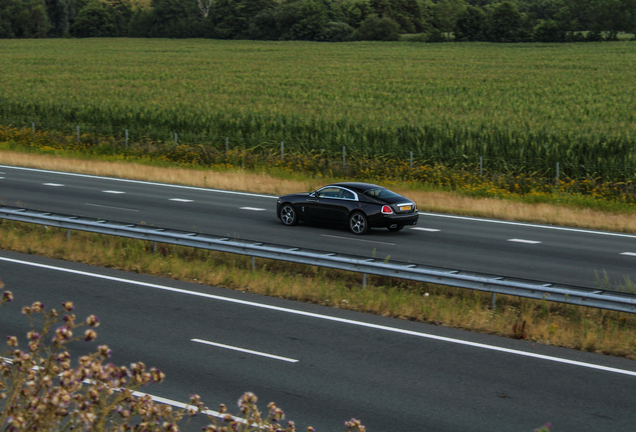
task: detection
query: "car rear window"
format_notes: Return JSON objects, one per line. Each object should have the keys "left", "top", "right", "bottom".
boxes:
{"left": 363, "top": 188, "right": 401, "bottom": 199}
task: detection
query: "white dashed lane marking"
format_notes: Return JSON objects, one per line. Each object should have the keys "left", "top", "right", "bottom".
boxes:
{"left": 102, "top": 190, "right": 125, "bottom": 194}
{"left": 42, "top": 183, "right": 64, "bottom": 187}
{"left": 85, "top": 203, "right": 139, "bottom": 212}
{"left": 620, "top": 252, "right": 636, "bottom": 257}
{"left": 508, "top": 239, "right": 542, "bottom": 244}
{"left": 411, "top": 227, "right": 440, "bottom": 232}
{"left": 191, "top": 339, "right": 298, "bottom": 363}
{"left": 240, "top": 207, "right": 266, "bottom": 211}
{"left": 320, "top": 234, "right": 396, "bottom": 246}
{"left": 169, "top": 198, "right": 193, "bottom": 202}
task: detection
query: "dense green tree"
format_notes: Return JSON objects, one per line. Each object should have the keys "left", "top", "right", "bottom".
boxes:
{"left": 45, "top": 0, "right": 72, "bottom": 36}
{"left": 455, "top": 4, "right": 485, "bottom": 40}
{"left": 322, "top": 20, "right": 355, "bottom": 40}
{"left": 434, "top": 0, "right": 465, "bottom": 39}
{"left": 532, "top": 18, "right": 565, "bottom": 41}
{"left": 336, "top": 0, "right": 372, "bottom": 27}
{"left": 349, "top": 13, "right": 400, "bottom": 39}
{"left": 70, "top": 0, "right": 116, "bottom": 36}
{"left": 486, "top": 1, "right": 526, "bottom": 41}
{"left": 370, "top": 0, "right": 426, "bottom": 32}
{"left": 0, "top": 0, "right": 50, "bottom": 38}
{"left": 0, "top": 0, "right": 21, "bottom": 37}
{"left": 211, "top": 0, "right": 276, "bottom": 38}
{"left": 282, "top": 0, "right": 331, "bottom": 40}
{"left": 1, "top": 0, "right": 635, "bottom": 41}
{"left": 107, "top": 0, "right": 133, "bottom": 36}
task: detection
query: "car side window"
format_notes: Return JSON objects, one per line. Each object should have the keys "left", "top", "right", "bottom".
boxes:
{"left": 317, "top": 187, "right": 341, "bottom": 198}
{"left": 341, "top": 189, "right": 355, "bottom": 200}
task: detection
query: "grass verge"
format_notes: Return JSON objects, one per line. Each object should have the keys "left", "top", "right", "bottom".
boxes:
{"left": 2, "top": 220, "right": 636, "bottom": 359}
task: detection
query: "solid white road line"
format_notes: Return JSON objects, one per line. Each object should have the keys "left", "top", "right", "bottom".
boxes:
{"left": 508, "top": 239, "right": 542, "bottom": 244}
{"left": 620, "top": 252, "right": 636, "bottom": 257}
{"left": 192, "top": 338, "right": 298, "bottom": 363}
{"left": 169, "top": 198, "right": 193, "bottom": 202}
{"left": 239, "top": 207, "right": 266, "bottom": 211}
{"left": 0, "top": 164, "right": 275, "bottom": 198}
{"left": 2, "top": 256, "right": 635, "bottom": 377}
{"left": 102, "top": 190, "right": 125, "bottom": 194}
{"left": 419, "top": 211, "right": 636, "bottom": 240}
{"left": 0, "top": 177, "right": 4, "bottom": 179}
{"left": 411, "top": 227, "right": 440, "bottom": 232}
{"left": 320, "top": 234, "right": 396, "bottom": 246}
{"left": 42, "top": 183, "right": 64, "bottom": 187}
{"left": 85, "top": 203, "right": 139, "bottom": 212}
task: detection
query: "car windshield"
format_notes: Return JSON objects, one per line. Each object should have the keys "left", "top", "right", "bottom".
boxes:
{"left": 363, "top": 188, "right": 402, "bottom": 199}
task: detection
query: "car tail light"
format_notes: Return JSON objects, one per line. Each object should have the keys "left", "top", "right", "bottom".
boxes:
{"left": 381, "top": 205, "right": 393, "bottom": 214}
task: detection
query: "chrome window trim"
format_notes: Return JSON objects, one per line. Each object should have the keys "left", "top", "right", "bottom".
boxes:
{"left": 316, "top": 186, "right": 359, "bottom": 201}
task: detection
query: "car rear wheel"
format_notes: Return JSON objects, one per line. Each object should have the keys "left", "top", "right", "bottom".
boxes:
{"left": 349, "top": 212, "right": 369, "bottom": 235}
{"left": 279, "top": 204, "right": 298, "bottom": 226}
{"left": 387, "top": 225, "right": 404, "bottom": 232}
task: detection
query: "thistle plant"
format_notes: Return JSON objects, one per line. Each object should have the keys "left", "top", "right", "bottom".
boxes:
{"left": 0, "top": 279, "right": 365, "bottom": 432}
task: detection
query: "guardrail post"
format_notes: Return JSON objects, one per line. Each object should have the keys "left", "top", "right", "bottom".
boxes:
{"left": 362, "top": 273, "right": 367, "bottom": 289}
{"left": 225, "top": 137, "right": 229, "bottom": 155}
{"left": 251, "top": 256, "right": 255, "bottom": 272}
{"left": 480, "top": 156, "right": 483, "bottom": 176}
{"left": 410, "top": 151, "right": 413, "bottom": 170}
{"left": 125, "top": 129, "right": 128, "bottom": 148}
{"left": 281, "top": 142, "right": 284, "bottom": 160}
{"left": 556, "top": 162, "right": 560, "bottom": 184}
{"left": 31, "top": 122, "right": 35, "bottom": 133}
{"left": 77, "top": 126, "right": 80, "bottom": 143}
{"left": 66, "top": 229, "right": 70, "bottom": 240}
{"left": 174, "top": 133, "right": 178, "bottom": 146}
{"left": 153, "top": 241, "right": 157, "bottom": 253}
{"left": 490, "top": 293, "right": 496, "bottom": 310}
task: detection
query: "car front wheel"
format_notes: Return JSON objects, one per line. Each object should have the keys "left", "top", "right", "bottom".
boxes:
{"left": 349, "top": 212, "right": 369, "bottom": 235}
{"left": 279, "top": 204, "right": 298, "bottom": 226}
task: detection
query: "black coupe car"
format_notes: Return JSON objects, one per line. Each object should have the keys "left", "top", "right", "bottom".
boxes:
{"left": 276, "top": 182, "right": 419, "bottom": 234}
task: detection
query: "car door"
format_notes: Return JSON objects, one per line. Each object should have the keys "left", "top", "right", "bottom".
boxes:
{"left": 305, "top": 186, "right": 340, "bottom": 222}
{"left": 311, "top": 186, "right": 356, "bottom": 223}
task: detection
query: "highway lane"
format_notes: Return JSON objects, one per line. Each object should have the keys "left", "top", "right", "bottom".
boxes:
{"left": 1, "top": 251, "right": 636, "bottom": 431}
{"left": 1, "top": 164, "right": 636, "bottom": 288}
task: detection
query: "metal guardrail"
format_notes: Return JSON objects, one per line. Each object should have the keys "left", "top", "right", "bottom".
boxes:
{"left": 2, "top": 205, "right": 636, "bottom": 314}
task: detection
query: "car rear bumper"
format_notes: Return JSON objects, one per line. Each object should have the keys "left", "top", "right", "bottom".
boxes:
{"left": 370, "top": 213, "right": 419, "bottom": 228}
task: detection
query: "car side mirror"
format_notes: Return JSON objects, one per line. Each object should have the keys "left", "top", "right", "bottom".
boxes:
{"left": 309, "top": 192, "right": 316, "bottom": 197}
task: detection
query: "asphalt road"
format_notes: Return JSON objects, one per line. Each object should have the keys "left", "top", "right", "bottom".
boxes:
{"left": 1, "top": 251, "right": 636, "bottom": 431}
{"left": 1, "top": 164, "right": 636, "bottom": 289}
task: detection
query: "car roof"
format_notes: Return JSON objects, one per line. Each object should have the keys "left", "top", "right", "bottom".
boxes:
{"left": 327, "top": 182, "right": 383, "bottom": 192}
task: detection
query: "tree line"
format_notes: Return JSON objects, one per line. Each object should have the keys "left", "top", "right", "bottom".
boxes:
{"left": 1, "top": 0, "right": 635, "bottom": 42}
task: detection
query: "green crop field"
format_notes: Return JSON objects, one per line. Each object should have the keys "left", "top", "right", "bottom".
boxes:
{"left": 1, "top": 38, "right": 635, "bottom": 180}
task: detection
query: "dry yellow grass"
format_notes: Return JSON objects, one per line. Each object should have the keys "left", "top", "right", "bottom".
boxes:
{"left": 2, "top": 150, "right": 636, "bottom": 233}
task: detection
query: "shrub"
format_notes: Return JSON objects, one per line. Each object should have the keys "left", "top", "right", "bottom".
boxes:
{"left": 0, "top": 281, "right": 366, "bottom": 432}
{"left": 348, "top": 15, "right": 400, "bottom": 41}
